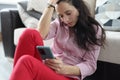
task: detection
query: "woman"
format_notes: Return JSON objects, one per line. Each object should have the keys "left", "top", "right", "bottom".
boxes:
{"left": 9, "top": 0, "right": 106, "bottom": 80}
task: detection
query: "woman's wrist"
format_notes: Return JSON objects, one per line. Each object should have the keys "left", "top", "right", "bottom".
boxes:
{"left": 47, "top": 3, "right": 55, "bottom": 9}
{"left": 47, "top": 0, "right": 56, "bottom": 6}
{"left": 64, "top": 65, "right": 81, "bottom": 76}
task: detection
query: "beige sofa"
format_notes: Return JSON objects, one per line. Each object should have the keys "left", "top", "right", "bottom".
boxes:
{"left": 14, "top": 0, "right": 120, "bottom": 64}
{"left": 0, "top": 33, "right": 2, "bottom": 41}
{"left": 14, "top": 29, "right": 120, "bottom": 64}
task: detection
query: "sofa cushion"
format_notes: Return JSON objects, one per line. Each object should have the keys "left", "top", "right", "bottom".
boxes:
{"left": 98, "top": 31, "right": 120, "bottom": 64}
{"left": 14, "top": 28, "right": 53, "bottom": 46}
{"left": 95, "top": 0, "right": 120, "bottom": 31}
{"left": 14, "top": 28, "right": 26, "bottom": 45}
{"left": 17, "top": 1, "right": 42, "bottom": 28}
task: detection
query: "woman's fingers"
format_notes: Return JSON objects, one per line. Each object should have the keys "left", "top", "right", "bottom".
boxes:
{"left": 45, "top": 58, "right": 62, "bottom": 64}
{"left": 44, "top": 58, "right": 63, "bottom": 70}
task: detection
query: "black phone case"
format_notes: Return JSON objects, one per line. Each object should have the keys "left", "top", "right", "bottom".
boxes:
{"left": 36, "top": 46, "right": 54, "bottom": 60}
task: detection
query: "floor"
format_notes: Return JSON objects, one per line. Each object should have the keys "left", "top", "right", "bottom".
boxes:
{"left": 0, "top": 41, "right": 13, "bottom": 80}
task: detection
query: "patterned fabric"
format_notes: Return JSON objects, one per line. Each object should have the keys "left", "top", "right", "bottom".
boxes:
{"left": 95, "top": 0, "right": 120, "bottom": 31}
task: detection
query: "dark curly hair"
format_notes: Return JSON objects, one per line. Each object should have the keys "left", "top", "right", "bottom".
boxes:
{"left": 57, "top": 0, "right": 106, "bottom": 51}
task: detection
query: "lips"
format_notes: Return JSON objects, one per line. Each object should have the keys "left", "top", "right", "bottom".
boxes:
{"left": 67, "top": 22, "right": 73, "bottom": 26}
{"left": 63, "top": 22, "right": 73, "bottom": 27}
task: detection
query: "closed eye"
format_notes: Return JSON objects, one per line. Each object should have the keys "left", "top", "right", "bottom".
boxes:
{"left": 66, "top": 12, "right": 71, "bottom": 16}
{"left": 58, "top": 10, "right": 72, "bottom": 18}
{"left": 65, "top": 10, "right": 72, "bottom": 15}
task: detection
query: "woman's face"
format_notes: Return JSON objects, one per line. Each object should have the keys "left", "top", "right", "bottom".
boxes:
{"left": 55, "top": 2, "right": 79, "bottom": 27}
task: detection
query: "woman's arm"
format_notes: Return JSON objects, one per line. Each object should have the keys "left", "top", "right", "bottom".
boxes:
{"left": 37, "top": 0, "right": 57, "bottom": 39}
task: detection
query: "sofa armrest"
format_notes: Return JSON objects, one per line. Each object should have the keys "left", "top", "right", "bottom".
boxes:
{"left": 0, "top": 8, "right": 25, "bottom": 58}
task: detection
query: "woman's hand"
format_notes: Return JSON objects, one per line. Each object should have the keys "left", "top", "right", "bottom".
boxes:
{"left": 45, "top": 58, "right": 67, "bottom": 74}
{"left": 48, "top": 0, "right": 58, "bottom": 5}
{"left": 44, "top": 58, "right": 81, "bottom": 75}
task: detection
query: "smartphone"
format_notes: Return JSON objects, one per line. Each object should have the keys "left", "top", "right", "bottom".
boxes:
{"left": 36, "top": 46, "right": 54, "bottom": 60}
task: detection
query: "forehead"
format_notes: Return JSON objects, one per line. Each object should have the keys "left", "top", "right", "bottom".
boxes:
{"left": 55, "top": 2, "right": 75, "bottom": 14}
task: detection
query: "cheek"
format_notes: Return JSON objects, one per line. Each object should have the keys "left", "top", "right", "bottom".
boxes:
{"left": 71, "top": 10, "right": 79, "bottom": 19}
{"left": 74, "top": 12, "right": 79, "bottom": 22}
{"left": 71, "top": 14, "right": 78, "bottom": 22}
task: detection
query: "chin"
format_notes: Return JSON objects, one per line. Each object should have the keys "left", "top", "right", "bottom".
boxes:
{"left": 69, "top": 24, "right": 75, "bottom": 27}
{"left": 69, "top": 25, "right": 74, "bottom": 27}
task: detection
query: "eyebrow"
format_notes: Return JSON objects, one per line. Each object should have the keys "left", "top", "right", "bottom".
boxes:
{"left": 57, "top": 10, "right": 71, "bottom": 16}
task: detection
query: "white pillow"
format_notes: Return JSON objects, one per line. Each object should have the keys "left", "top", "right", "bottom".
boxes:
{"left": 17, "top": 1, "right": 39, "bottom": 28}
{"left": 27, "top": 0, "right": 48, "bottom": 13}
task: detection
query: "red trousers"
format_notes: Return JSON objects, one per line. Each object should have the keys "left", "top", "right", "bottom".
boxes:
{"left": 9, "top": 29, "right": 77, "bottom": 80}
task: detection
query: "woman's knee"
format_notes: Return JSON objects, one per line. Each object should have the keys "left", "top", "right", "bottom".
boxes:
{"left": 19, "top": 29, "right": 43, "bottom": 45}
{"left": 20, "top": 29, "right": 39, "bottom": 38}
{"left": 17, "top": 55, "right": 33, "bottom": 64}
{"left": 16, "top": 55, "right": 42, "bottom": 69}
